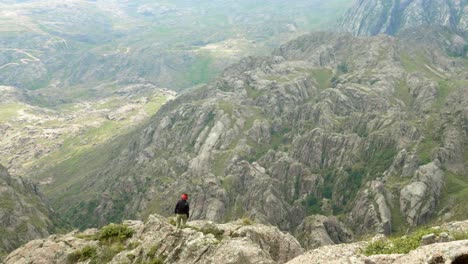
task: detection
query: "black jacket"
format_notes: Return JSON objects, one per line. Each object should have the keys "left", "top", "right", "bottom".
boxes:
{"left": 174, "top": 199, "right": 189, "bottom": 218}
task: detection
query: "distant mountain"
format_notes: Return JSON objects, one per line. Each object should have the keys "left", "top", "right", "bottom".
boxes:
{"left": 0, "top": 0, "right": 353, "bottom": 176}
{"left": 0, "top": 164, "right": 54, "bottom": 259}
{"left": 0, "top": 0, "right": 353, "bottom": 98}
{"left": 341, "top": 0, "right": 467, "bottom": 36}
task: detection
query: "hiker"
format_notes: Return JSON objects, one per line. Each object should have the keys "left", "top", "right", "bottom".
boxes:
{"left": 174, "top": 193, "right": 189, "bottom": 229}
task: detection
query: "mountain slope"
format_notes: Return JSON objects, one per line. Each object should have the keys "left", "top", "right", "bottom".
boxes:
{"left": 0, "top": 164, "right": 54, "bottom": 259}
{"left": 36, "top": 28, "right": 467, "bottom": 239}
{"left": 341, "top": 0, "right": 468, "bottom": 36}
{"left": 0, "top": 84, "right": 174, "bottom": 176}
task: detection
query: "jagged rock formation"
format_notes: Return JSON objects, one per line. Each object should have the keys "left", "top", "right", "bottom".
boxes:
{"left": 287, "top": 220, "right": 468, "bottom": 264}
{"left": 294, "top": 215, "right": 353, "bottom": 250}
{"left": 286, "top": 239, "right": 468, "bottom": 264}
{"left": 341, "top": 0, "right": 468, "bottom": 36}
{"left": 37, "top": 26, "right": 467, "bottom": 240}
{"left": 0, "top": 164, "right": 54, "bottom": 259}
{"left": 4, "top": 214, "right": 303, "bottom": 264}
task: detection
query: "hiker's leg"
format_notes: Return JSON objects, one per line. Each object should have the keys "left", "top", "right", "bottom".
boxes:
{"left": 176, "top": 214, "right": 181, "bottom": 229}
{"left": 181, "top": 215, "right": 188, "bottom": 228}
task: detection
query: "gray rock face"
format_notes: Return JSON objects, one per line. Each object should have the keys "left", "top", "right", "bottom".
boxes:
{"left": 0, "top": 164, "right": 53, "bottom": 259}
{"left": 341, "top": 0, "right": 468, "bottom": 36}
{"left": 4, "top": 214, "right": 304, "bottom": 264}
{"left": 286, "top": 239, "right": 468, "bottom": 264}
{"left": 350, "top": 180, "right": 393, "bottom": 235}
{"left": 294, "top": 215, "right": 353, "bottom": 250}
{"left": 400, "top": 161, "right": 444, "bottom": 225}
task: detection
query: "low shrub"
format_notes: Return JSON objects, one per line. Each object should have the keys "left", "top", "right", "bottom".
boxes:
{"left": 97, "top": 242, "right": 126, "bottom": 263}
{"left": 67, "top": 245, "right": 97, "bottom": 263}
{"left": 452, "top": 231, "right": 468, "bottom": 241}
{"left": 242, "top": 218, "right": 253, "bottom": 226}
{"left": 98, "top": 223, "right": 134, "bottom": 243}
{"left": 363, "top": 228, "right": 441, "bottom": 255}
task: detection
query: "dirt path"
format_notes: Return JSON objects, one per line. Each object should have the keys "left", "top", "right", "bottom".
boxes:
{"left": 0, "top": 48, "right": 41, "bottom": 69}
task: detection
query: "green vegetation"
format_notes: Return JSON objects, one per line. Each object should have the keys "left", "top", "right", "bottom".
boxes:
{"left": 218, "top": 101, "right": 234, "bottom": 117}
{"left": 310, "top": 69, "right": 333, "bottom": 90}
{"left": 437, "top": 171, "right": 468, "bottom": 221}
{"left": 337, "top": 62, "right": 349, "bottom": 74}
{"left": 245, "top": 85, "right": 262, "bottom": 99}
{"left": 363, "top": 227, "right": 441, "bottom": 255}
{"left": 434, "top": 80, "right": 453, "bottom": 109}
{"left": 0, "top": 103, "right": 23, "bottom": 122}
{"left": 242, "top": 218, "right": 254, "bottom": 226}
{"left": 68, "top": 223, "right": 134, "bottom": 263}
{"left": 394, "top": 79, "right": 412, "bottom": 107}
{"left": 187, "top": 52, "right": 217, "bottom": 86}
{"left": 301, "top": 194, "right": 322, "bottom": 215}
{"left": 144, "top": 96, "right": 169, "bottom": 116}
{"left": 0, "top": 195, "right": 15, "bottom": 211}
{"left": 452, "top": 231, "right": 468, "bottom": 241}
{"left": 67, "top": 245, "right": 97, "bottom": 263}
{"left": 416, "top": 116, "right": 441, "bottom": 164}
{"left": 187, "top": 225, "right": 224, "bottom": 240}
{"left": 214, "top": 151, "right": 232, "bottom": 176}
{"left": 98, "top": 223, "right": 134, "bottom": 243}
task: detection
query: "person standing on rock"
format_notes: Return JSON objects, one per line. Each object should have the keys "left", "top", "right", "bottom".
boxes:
{"left": 174, "top": 193, "right": 190, "bottom": 230}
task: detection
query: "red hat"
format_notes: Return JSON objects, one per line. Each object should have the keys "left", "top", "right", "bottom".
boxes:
{"left": 181, "top": 193, "right": 188, "bottom": 200}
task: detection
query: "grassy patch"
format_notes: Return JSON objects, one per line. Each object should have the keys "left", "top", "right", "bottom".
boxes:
{"left": 98, "top": 223, "right": 134, "bottom": 243}
{"left": 218, "top": 101, "right": 234, "bottom": 117}
{"left": 434, "top": 80, "right": 453, "bottom": 109}
{"left": 187, "top": 52, "right": 216, "bottom": 86}
{"left": 416, "top": 116, "right": 441, "bottom": 164}
{"left": 0, "top": 195, "right": 15, "bottom": 211}
{"left": 0, "top": 103, "right": 23, "bottom": 122}
{"left": 310, "top": 69, "right": 333, "bottom": 90}
{"left": 242, "top": 217, "right": 253, "bottom": 226}
{"left": 437, "top": 171, "right": 468, "bottom": 221}
{"left": 188, "top": 225, "right": 224, "bottom": 240}
{"left": 144, "top": 96, "right": 168, "bottom": 116}
{"left": 67, "top": 245, "right": 97, "bottom": 264}
{"left": 213, "top": 151, "right": 232, "bottom": 177}
{"left": 244, "top": 85, "right": 262, "bottom": 99}
{"left": 452, "top": 231, "right": 468, "bottom": 241}
{"left": 394, "top": 79, "right": 412, "bottom": 107}
{"left": 363, "top": 227, "right": 441, "bottom": 255}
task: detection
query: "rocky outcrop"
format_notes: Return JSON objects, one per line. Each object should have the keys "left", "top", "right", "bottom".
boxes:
{"left": 4, "top": 214, "right": 303, "bottom": 264}
{"left": 287, "top": 220, "right": 468, "bottom": 264}
{"left": 294, "top": 215, "right": 353, "bottom": 250}
{"left": 286, "top": 239, "right": 468, "bottom": 264}
{"left": 350, "top": 180, "right": 393, "bottom": 235}
{"left": 341, "top": 0, "right": 468, "bottom": 36}
{"left": 400, "top": 161, "right": 445, "bottom": 226}
{"left": 0, "top": 164, "right": 54, "bottom": 259}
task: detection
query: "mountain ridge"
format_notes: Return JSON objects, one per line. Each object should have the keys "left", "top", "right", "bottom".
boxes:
{"left": 341, "top": 0, "right": 467, "bottom": 36}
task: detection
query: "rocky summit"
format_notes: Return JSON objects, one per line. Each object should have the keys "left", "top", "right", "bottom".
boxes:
{"left": 341, "top": 0, "right": 468, "bottom": 36}
{"left": 0, "top": 164, "right": 54, "bottom": 259}
{"left": 5, "top": 215, "right": 468, "bottom": 264}
{"left": 4, "top": 214, "right": 303, "bottom": 264}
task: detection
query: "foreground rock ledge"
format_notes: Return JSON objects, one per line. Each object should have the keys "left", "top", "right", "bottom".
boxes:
{"left": 286, "top": 239, "right": 468, "bottom": 264}
{"left": 4, "top": 214, "right": 303, "bottom": 264}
